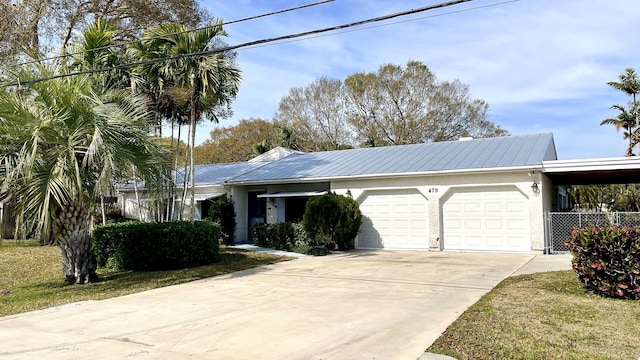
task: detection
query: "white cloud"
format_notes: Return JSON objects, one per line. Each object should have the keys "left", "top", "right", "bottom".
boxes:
{"left": 196, "top": 0, "right": 640, "bottom": 159}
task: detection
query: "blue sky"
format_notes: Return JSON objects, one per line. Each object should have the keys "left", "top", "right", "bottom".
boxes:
{"left": 197, "top": 0, "right": 640, "bottom": 160}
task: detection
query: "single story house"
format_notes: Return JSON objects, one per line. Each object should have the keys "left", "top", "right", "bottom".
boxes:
{"left": 121, "top": 133, "right": 568, "bottom": 253}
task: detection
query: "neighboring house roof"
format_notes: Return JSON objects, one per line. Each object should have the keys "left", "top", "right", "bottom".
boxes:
{"left": 227, "top": 133, "right": 557, "bottom": 184}
{"left": 248, "top": 146, "right": 303, "bottom": 163}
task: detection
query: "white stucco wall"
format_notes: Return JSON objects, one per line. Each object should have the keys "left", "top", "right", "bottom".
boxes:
{"left": 119, "top": 184, "right": 228, "bottom": 222}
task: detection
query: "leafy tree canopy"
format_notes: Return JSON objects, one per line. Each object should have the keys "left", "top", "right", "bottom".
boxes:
{"left": 273, "top": 61, "right": 507, "bottom": 151}
{"left": 195, "top": 118, "right": 298, "bottom": 164}
{"left": 0, "top": 0, "right": 210, "bottom": 61}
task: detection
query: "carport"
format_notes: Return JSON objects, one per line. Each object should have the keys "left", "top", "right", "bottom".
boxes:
{"left": 541, "top": 156, "right": 640, "bottom": 253}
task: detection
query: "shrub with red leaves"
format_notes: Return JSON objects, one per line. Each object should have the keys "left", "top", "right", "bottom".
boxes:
{"left": 566, "top": 226, "right": 640, "bottom": 300}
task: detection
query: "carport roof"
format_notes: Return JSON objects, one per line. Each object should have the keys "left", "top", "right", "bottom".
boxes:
{"left": 542, "top": 157, "right": 640, "bottom": 185}
{"left": 226, "top": 133, "right": 557, "bottom": 184}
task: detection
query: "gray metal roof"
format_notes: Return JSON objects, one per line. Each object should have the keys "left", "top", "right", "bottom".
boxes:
{"left": 181, "top": 162, "right": 266, "bottom": 186}
{"left": 120, "top": 162, "right": 265, "bottom": 191}
{"left": 227, "top": 133, "right": 557, "bottom": 184}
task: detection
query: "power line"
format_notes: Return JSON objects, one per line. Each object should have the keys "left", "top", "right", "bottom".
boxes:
{"left": 16, "top": 0, "right": 336, "bottom": 67}
{"left": 240, "top": 0, "right": 520, "bottom": 51}
{"left": 11, "top": 0, "right": 477, "bottom": 86}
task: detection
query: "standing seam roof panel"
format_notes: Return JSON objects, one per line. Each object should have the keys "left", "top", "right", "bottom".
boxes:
{"left": 226, "top": 133, "right": 556, "bottom": 182}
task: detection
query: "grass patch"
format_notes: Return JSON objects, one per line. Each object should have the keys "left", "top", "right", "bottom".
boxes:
{"left": 0, "top": 240, "right": 290, "bottom": 317}
{"left": 427, "top": 270, "right": 640, "bottom": 359}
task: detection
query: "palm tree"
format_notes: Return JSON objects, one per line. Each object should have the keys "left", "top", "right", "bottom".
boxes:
{"left": 600, "top": 104, "right": 637, "bottom": 156}
{"left": 133, "top": 21, "right": 241, "bottom": 222}
{"left": 73, "top": 20, "right": 173, "bottom": 223}
{"left": 607, "top": 68, "right": 640, "bottom": 155}
{"left": 0, "top": 67, "right": 171, "bottom": 284}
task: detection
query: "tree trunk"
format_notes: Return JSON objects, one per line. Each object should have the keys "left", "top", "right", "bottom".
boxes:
{"left": 131, "top": 165, "right": 144, "bottom": 221}
{"left": 181, "top": 123, "right": 190, "bottom": 221}
{"left": 52, "top": 202, "right": 98, "bottom": 284}
{"left": 100, "top": 195, "right": 106, "bottom": 226}
{"left": 189, "top": 100, "right": 197, "bottom": 223}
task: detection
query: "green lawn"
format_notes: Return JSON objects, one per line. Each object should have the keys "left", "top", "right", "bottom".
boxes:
{"left": 0, "top": 240, "right": 290, "bottom": 317}
{"left": 427, "top": 270, "right": 640, "bottom": 360}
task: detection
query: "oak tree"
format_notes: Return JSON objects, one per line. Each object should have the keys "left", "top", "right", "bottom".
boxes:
{"left": 274, "top": 77, "right": 356, "bottom": 152}
{"left": 0, "top": 0, "right": 210, "bottom": 61}
{"left": 195, "top": 118, "right": 282, "bottom": 164}
{"left": 344, "top": 61, "right": 506, "bottom": 146}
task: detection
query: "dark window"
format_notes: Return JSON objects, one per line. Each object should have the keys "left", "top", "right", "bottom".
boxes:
{"left": 248, "top": 192, "right": 266, "bottom": 238}
{"left": 285, "top": 197, "right": 309, "bottom": 222}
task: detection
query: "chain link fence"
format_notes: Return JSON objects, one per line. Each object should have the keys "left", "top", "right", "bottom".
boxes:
{"left": 545, "top": 212, "right": 640, "bottom": 253}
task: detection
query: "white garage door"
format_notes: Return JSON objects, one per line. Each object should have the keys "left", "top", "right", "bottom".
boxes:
{"left": 357, "top": 189, "right": 428, "bottom": 249}
{"left": 442, "top": 187, "right": 530, "bottom": 252}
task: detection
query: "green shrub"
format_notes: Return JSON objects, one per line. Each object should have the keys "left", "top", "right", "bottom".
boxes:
{"left": 302, "top": 193, "right": 362, "bottom": 250}
{"left": 252, "top": 222, "right": 295, "bottom": 251}
{"left": 92, "top": 221, "right": 220, "bottom": 270}
{"left": 251, "top": 223, "right": 269, "bottom": 248}
{"left": 205, "top": 194, "right": 236, "bottom": 245}
{"left": 566, "top": 226, "right": 640, "bottom": 300}
{"left": 252, "top": 222, "right": 332, "bottom": 254}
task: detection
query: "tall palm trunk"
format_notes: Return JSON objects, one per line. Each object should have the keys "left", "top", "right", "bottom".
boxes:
{"left": 189, "top": 94, "right": 197, "bottom": 223}
{"left": 172, "top": 122, "right": 182, "bottom": 220}
{"left": 180, "top": 123, "right": 190, "bottom": 220}
{"left": 52, "top": 201, "right": 97, "bottom": 284}
{"left": 629, "top": 93, "right": 640, "bottom": 156}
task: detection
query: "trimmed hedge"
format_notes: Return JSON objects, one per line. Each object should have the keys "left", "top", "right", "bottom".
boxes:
{"left": 92, "top": 221, "right": 220, "bottom": 270}
{"left": 252, "top": 222, "right": 329, "bottom": 255}
{"left": 566, "top": 226, "right": 640, "bottom": 300}
{"left": 252, "top": 222, "right": 296, "bottom": 251}
{"left": 204, "top": 194, "right": 236, "bottom": 245}
{"left": 302, "top": 193, "right": 362, "bottom": 250}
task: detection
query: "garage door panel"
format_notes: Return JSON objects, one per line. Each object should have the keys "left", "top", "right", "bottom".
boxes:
{"left": 411, "top": 204, "right": 426, "bottom": 213}
{"left": 466, "top": 236, "right": 483, "bottom": 246}
{"left": 464, "top": 203, "right": 482, "bottom": 213}
{"left": 508, "top": 236, "right": 527, "bottom": 246}
{"left": 465, "top": 219, "right": 482, "bottom": 230}
{"left": 443, "top": 188, "right": 530, "bottom": 252}
{"left": 410, "top": 219, "right": 426, "bottom": 230}
{"left": 486, "top": 236, "right": 504, "bottom": 247}
{"left": 485, "top": 202, "right": 503, "bottom": 213}
{"left": 507, "top": 219, "right": 525, "bottom": 229}
{"left": 357, "top": 189, "right": 428, "bottom": 249}
{"left": 486, "top": 219, "right": 502, "bottom": 229}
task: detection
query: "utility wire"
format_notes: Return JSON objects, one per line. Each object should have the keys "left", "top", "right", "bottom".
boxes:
{"left": 17, "top": 0, "right": 336, "bottom": 67}
{"left": 241, "top": 0, "right": 519, "bottom": 51}
{"left": 11, "top": 0, "right": 476, "bottom": 86}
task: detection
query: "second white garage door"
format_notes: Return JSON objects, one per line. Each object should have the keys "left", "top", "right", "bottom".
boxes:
{"left": 442, "top": 187, "right": 530, "bottom": 252}
{"left": 357, "top": 189, "right": 428, "bottom": 249}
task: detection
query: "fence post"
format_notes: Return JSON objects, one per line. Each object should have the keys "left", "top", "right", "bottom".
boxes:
{"left": 544, "top": 211, "right": 552, "bottom": 254}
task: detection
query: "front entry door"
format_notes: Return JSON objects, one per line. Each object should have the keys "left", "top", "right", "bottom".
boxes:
{"left": 247, "top": 191, "right": 266, "bottom": 239}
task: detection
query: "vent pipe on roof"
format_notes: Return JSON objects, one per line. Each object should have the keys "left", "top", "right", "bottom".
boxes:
{"left": 459, "top": 137, "right": 473, "bottom": 141}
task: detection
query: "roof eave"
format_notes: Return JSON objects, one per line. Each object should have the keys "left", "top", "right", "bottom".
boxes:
{"left": 542, "top": 157, "right": 640, "bottom": 173}
{"left": 225, "top": 164, "right": 544, "bottom": 186}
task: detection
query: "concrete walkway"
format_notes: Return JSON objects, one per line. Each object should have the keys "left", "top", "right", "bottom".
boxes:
{"left": 0, "top": 250, "right": 572, "bottom": 360}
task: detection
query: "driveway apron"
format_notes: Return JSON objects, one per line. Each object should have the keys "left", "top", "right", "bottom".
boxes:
{"left": 0, "top": 251, "right": 533, "bottom": 360}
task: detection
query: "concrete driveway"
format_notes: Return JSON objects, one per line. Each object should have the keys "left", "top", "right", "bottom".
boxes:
{"left": 0, "top": 251, "right": 538, "bottom": 360}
